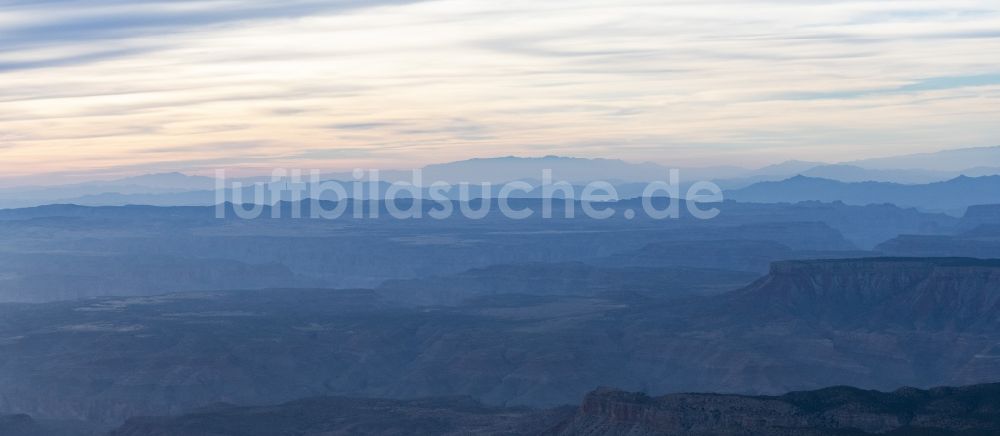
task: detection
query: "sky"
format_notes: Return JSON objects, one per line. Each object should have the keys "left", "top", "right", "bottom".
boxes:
{"left": 0, "top": 0, "right": 999, "bottom": 184}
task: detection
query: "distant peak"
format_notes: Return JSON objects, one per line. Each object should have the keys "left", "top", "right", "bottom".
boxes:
{"left": 944, "top": 174, "right": 1000, "bottom": 182}
{"left": 785, "top": 174, "right": 820, "bottom": 181}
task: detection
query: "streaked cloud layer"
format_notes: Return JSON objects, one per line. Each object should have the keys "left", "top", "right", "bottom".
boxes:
{"left": 1, "top": 0, "right": 999, "bottom": 182}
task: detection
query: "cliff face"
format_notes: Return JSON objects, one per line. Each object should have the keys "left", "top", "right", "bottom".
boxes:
{"left": 552, "top": 383, "right": 1000, "bottom": 436}
{"left": 728, "top": 258, "right": 1000, "bottom": 331}
{"left": 961, "top": 204, "right": 1000, "bottom": 230}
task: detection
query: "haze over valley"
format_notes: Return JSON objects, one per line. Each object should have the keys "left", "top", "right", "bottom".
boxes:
{"left": 3, "top": 0, "right": 1000, "bottom": 434}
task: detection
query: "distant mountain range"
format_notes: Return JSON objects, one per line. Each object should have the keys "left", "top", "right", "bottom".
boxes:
{"left": 727, "top": 174, "right": 1000, "bottom": 215}
{"left": 2, "top": 146, "right": 999, "bottom": 209}
{"left": 421, "top": 155, "right": 672, "bottom": 183}
{"left": 798, "top": 164, "right": 953, "bottom": 184}
{"left": 846, "top": 145, "right": 1000, "bottom": 171}
{"left": 717, "top": 147, "right": 1000, "bottom": 188}
{"left": 0, "top": 172, "right": 218, "bottom": 209}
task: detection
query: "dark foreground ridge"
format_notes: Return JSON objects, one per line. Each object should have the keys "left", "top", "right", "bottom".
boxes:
{"left": 108, "top": 382, "right": 1000, "bottom": 435}
{"left": 553, "top": 383, "right": 1000, "bottom": 436}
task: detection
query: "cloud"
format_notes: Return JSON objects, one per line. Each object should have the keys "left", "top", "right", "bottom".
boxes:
{"left": 1, "top": 1, "right": 422, "bottom": 44}
{"left": 0, "top": 0, "right": 425, "bottom": 69}
{"left": 0, "top": 47, "right": 155, "bottom": 72}
{"left": 291, "top": 148, "right": 378, "bottom": 159}
{"left": 899, "top": 73, "right": 1000, "bottom": 92}
{"left": 778, "top": 73, "right": 1000, "bottom": 100}
{"left": 0, "top": 0, "right": 999, "bottom": 181}
{"left": 327, "top": 122, "right": 404, "bottom": 130}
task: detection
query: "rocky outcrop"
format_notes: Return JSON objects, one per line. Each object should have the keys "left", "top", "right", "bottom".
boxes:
{"left": 550, "top": 383, "right": 1000, "bottom": 435}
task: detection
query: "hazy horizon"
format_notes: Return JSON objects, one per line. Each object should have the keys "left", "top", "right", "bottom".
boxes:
{"left": 2, "top": 0, "right": 999, "bottom": 185}
{"left": 3, "top": 144, "right": 1000, "bottom": 189}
